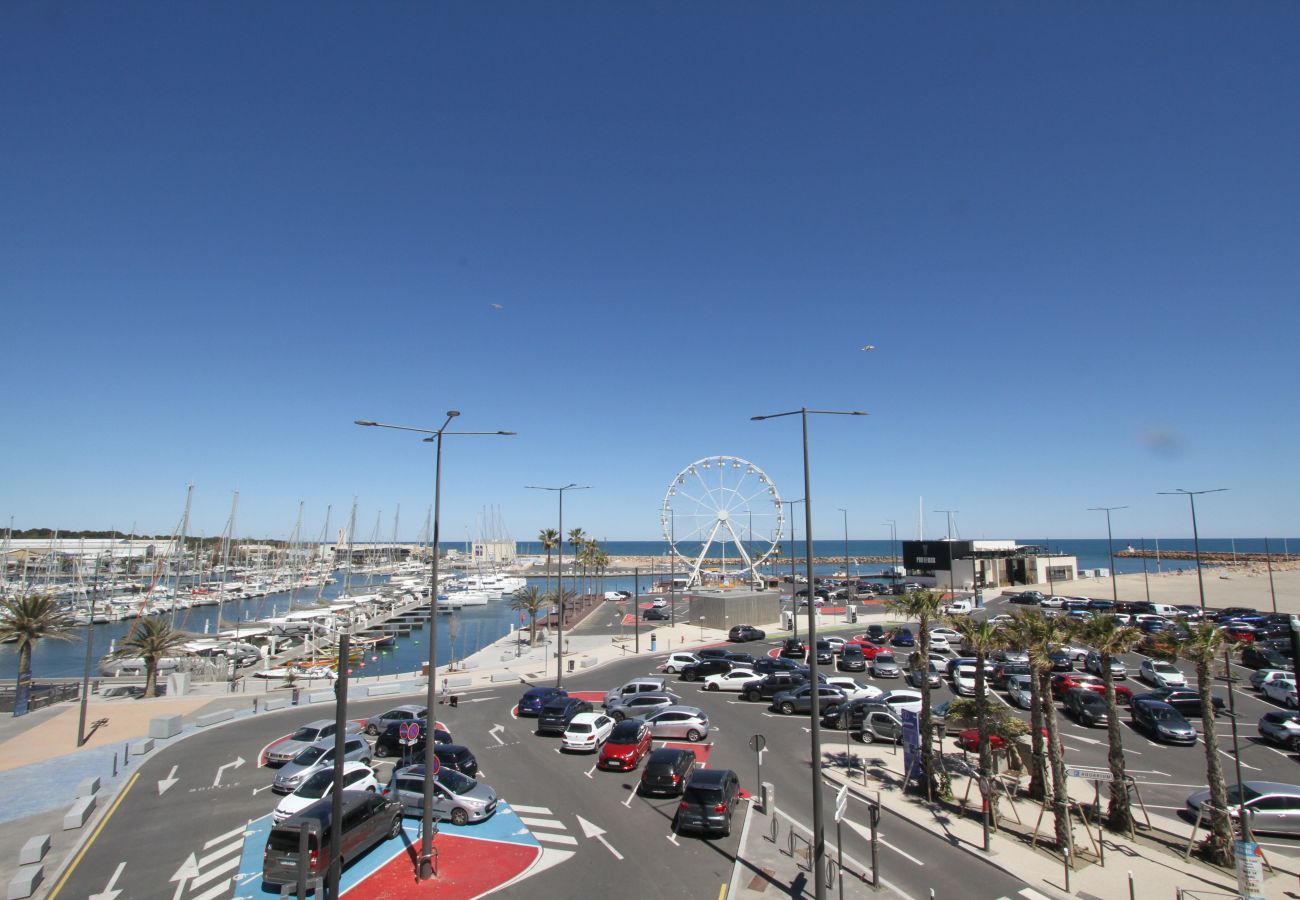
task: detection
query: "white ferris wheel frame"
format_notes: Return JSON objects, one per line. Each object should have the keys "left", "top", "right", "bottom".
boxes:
{"left": 661, "top": 455, "right": 783, "bottom": 589}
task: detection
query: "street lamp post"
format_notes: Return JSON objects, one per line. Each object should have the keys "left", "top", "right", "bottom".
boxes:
{"left": 838, "top": 508, "right": 850, "bottom": 580}
{"left": 356, "top": 414, "right": 515, "bottom": 881}
{"left": 752, "top": 407, "right": 867, "bottom": 900}
{"left": 527, "top": 484, "right": 590, "bottom": 688}
{"left": 882, "top": 520, "right": 897, "bottom": 574}
{"left": 1157, "top": 488, "right": 1226, "bottom": 611}
{"left": 1088, "top": 506, "right": 1128, "bottom": 605}
{"left": 783, "top": 499, "right": 804, "bottom": 637}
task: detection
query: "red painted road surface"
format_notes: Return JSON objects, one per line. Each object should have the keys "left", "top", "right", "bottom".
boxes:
{"left": 355, "top": 833, "right": 539, "bottom": 899}
{"left": 663, "top": 741, "right": 713, "bottom": 767}
{"left": 568, "top": 690, "right": 606, "bottom": 703}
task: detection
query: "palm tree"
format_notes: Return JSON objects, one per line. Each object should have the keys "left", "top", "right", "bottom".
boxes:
{"left": 886, "top": 588, "right": 946, "bottom": 801}
{"left": 1077, "top": 614, "right": 1143, "bottom": 832}
{"left": 0, "top": 594, "right": 76, "bottom": 704}
{"left": 1002, "top": 612, "right": 1049, "bottom": 801}
{"left": 510, "top": 586, "right": 547, "bottom": 646}
{"left": 113, "top": 617, "right": 191, "bottom": 698}
{"left": 538, "top": 528, "right": 560, "bottom": 599}
{"left": 1024, "top": 610, "right": 1074, "bottom": 853}
{"left": 1153, "top": 624, "right": 1235, "bottom": 866}
{"left": 953, "top": 617, "right": 1006, "bottom": 819}
{"left": 567, "top": 528, "right": 585, "bottom": 596}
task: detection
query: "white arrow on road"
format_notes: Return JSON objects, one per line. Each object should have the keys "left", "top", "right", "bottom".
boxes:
{"left": 461, "top": 696, "right": 497, "bottom": 703}
{"left": 576, "top": 815, "right": 623, "bottom": 860}
{"left": 489, "top": 724, "right": 505, "bottom": 746}
{"left": 89, "top": 861, "right": 126, "bottom": 900}
{"left": 169, "top": 853, "right": 200, "bottom": 900}
{"left": 213, "top": 756, "right": 246, "bottom": 787}
{"left": 1126, "top": 769, "right": 1171, "bottom": 777}
{"left": 157, "top": 765, "right": 180, "bottom": 795}
{"left": 252, "top": 784, "right": 275, "bottom": 795}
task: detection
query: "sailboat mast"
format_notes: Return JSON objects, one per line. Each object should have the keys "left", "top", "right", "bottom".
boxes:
{"left": 170, "top": 484, "right": 194, "bottom": 627}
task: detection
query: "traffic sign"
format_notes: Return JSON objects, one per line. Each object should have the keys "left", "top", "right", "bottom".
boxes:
{"left": 429, "top": 755, "right": 441, "bottom": 775}
{"left": 399, "top": 722, "right": 420, "bottom": 744}
{"left": 834, "top": 785, "right": 849, "bottom": 823}
{"left": 1066, "top": 766, "right": 1114, "bottom": 783}
{"left": 749, "top": 733, "right": 767, "bottom": 753}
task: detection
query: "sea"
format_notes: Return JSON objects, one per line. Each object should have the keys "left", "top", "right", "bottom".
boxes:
{"left": 5, "top": 538, "right": 1293, "bottom": 680}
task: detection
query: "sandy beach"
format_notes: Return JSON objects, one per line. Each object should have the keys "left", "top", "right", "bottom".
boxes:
{"left": 1019, "top": 560, "right": 1300, "bottom": 614}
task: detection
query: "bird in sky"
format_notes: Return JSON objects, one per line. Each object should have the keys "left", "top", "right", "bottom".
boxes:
{"left": 490, "top": 303, "right": 504, "bottom": 310}
{"left": 860, "top": 344, "right": 875, "bottom": 351}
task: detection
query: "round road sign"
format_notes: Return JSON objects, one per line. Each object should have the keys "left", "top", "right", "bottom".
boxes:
{"left": 749, "top": 733, "right": 766, "bottom": 753}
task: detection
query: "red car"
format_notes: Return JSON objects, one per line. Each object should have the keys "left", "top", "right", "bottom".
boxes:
{"left": 956, "top": 727, "right": 1049, "bottom": 753}
{"left": 1050, "top": 673, "right": 1134, "bottom": 705}
{"left": 1223, "top": 624, "right": 1257, "bottom": 643}
{"left": 598, "top": 719, "right": 653, "bottom": 771}
{"left": 845, "top": 638, "right": 889, "bottom": 660}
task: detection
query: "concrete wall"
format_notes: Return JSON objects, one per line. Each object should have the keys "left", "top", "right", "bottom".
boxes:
{"left": 685, "top": 591, "right": 782, "bottom": 631}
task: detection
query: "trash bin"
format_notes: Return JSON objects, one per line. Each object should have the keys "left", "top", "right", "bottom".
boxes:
{"left": 568, "top": 659, "right": 575, "bottom": 673}
{"left": 650, "top": 633, "right": 658, "bottom": 652}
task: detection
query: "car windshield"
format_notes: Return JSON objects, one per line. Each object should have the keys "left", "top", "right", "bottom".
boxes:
{"left": 876, "top": 654, "right": 895, "bottom": 664}
{"left": 684, "top": 786, "right": 722, "bottom": 804}
{"left": 1226, "top": 785, "right": 1263, "bottom": 804}
{"left": 609, "top": 724, "right": 641, "bottom": 743}
{"left": 293, "top": 746, "right": 326, "bottom": 765}
{"left": 289, "top": 727, "right": 321, "bottom": 742}
{"left": 438, "top": 770, "right": 476, "bottom": 795}
{"left": 1154, "top": 662, "right": 1177, "bottom": 672}
{"left": 568, "top": 723, "right": 592, "bottom": 733}
{"left": 296, "top": 769, "right": 336, "bottom": 799}
{"left": 1148, "top": 706, "right": 1179, "bottom": 721}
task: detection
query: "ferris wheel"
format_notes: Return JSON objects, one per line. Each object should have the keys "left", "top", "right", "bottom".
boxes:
{"left": 661, "top": 455, "right": 783, "bottom": 588}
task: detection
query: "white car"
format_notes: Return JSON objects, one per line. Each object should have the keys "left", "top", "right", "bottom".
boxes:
{"left": 824, "top": 677, "right": 883, "bottom": 701}
{"left": 702, "top": 668, "right": 757, "bottom": 692}
{"left": 659, "top": 652, "right": 699, "bottom": 674}
{"left": 1252, "top": 669, "right": 1293, "bottom": 692}
{"left": 930, "top": 627, "right": 962, "bottom": 647}
{"left": 997, "top": 649, "right": 1029, "bottom": 665}
{"left": 1007, "top": 675, "right": 1034, "bottom": 709}
{"left": 1263, "top": 680, "right": 1299, "bottom": 709}
{"left": 927, "top": 635, "right": 951, "bottom": 653}
{"left": 1139, "top": 659, "right": 1187, "bottom": 688}
{"left": 652, "top": 597, "right": 667, "bottom": 608}
{"left": 879, "top": 689, "right": 923, "bottom": 716}
{"left": 1059, "top": 645, "right": 1090, "bottom": 662}
{"left": 988, "top": 614, "right": 1015, "bottom": 627}
{"left": 952, "top": 666, "right": 987, "bottom": 697}
{"left": 272, "top": 761, "right": 378, "bottom": 824}
{"left": 561, "top": 712, "right": 615, "bottom": 751}
{"left": 1040, "top": 596, "right": 1069, "bottom": 609}
{"left": 823, "top": 636, "right": 847, "bottom": 654}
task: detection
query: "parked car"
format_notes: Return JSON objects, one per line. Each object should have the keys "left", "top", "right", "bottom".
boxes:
{"left": 607, "top": 691, "right": 682, "bottom": 720}
{"left": 604, "top": 677, "right": 670, "bottom": 708}
{"left": 262, "top": 792, "right": 402, "bottom": 887}
{"left": 266, "top": 719, "right": 364, "bottom": 767}
{"left": 856, "top": 709, "right": 903, "bottom": 743}
{"left": 1050, "top": 673, "right": 1134, "bottom": 704}
{"left": 1130, "top": 697, "right": 1197, "bottom": 744}
{"left": 1007, "top": 674, "right": 1034, "bottom": 709}
{"left": 1064, "top": 688, "right": 1110, "bottom": 727}
{"left": 639, "top": 747, "right": 696, "bottom": 796}
{"left": 1136, "top": 689, "right": 1225, "bottom": 718}
{"left": 990, "top": 661, "right": 1032, "bottom": 689}
{"left": 728, "top": 624, "right": 766, "bottom": 642}
{"left": 1242, "top": 645, "right": 1294, "bottom": 671}
{"left": 770, "top": 683, "right": 847, "bottom": 715}
{"left": 878, "top": 689, "right": 923, "bottom": 716}
{"left": 537, "top": 697, "right": 594, "bottom": 735}
{"left": 753, "top": 656, "right": 803, "bottom": 676}
{"left": 743, "top": 672, "right": 811, "bottom": 703}
{"left": 824, "top": 676, "right": 883, "bottom": 701}
{"left": 889, "top": 628, "right": 916, "bottom": 648}
{"left": 644, "top": 706, "right": 710, "bottom": 742}
{"left": 814, "top": 640, "right": 834, "bottom": 665}
{"left": 1186, "top": 782, "right": 1300, "bottom": 836}
{"left": 703, "top": 669, "right": 758, "bottom": 692}
{"left": 864, "top": 624, "right": 886, "bottom": 642}
{"left": 723, "top": 651, "right": 759, "bottom": 666}
{"left": 373, "top": 720, "right": 452, "bottom": 759}
{"left": 675, "top": 769, "right": 741, "bottom": 837}
{"left": 1251, "top": 669, "right": 1294, "bottom": 692}
{"left": 659, "top": 652, "right": 700, "bottom": 674}
{"left": 1048, "top": 651, "right": 1074, "bottom": 672}
{"left": 929, "top": 626, "right": 962, "bottom": 647}
{"left": 1138, "top": 659, "right": 1186, "bottom": 688}
{"left": 1263, "top": 679, "right": 1298, "bottom": 708}
{"left": 272, "top": 761, "right": 379, "bottom": 824}
{"left": 907, "top": 659, "right": 943, "bottom": 689}
{"left": 837, "top": 644, "right": 867, "bottom": 672}
{"left": 779, "top": 638, "right": 808, "bottom": 659}
{"left": 561, "top": 712, "right": 616, "bottom": 752}
{"left": 1084, "top": 651, "right": 1128, "bottom": 680}
{"left": 870, "top": 652, "right": 901, "bottom": 678}
{"left": 516, "top": 688, "right": 566, "bottom": 717}
{"left": 384, "top": 764, "right": 497, "bottom": 825}
{"left": 823, "top": 636, "right": 847, "bottom": 654}
{"left": 1259, "top": 711, "right": 1300, "bottom": 750}
{"left": 272, "top": 735, "right": 372, "bottom": 794}
{"left": 643, "top": 607, "right": 670, "bottom": 621}
{"left": 598, "top": 719, "right": 653, "bottom": 771}
{"left": 951, "top": 666, "right": 986, "bottom": 697}
{"left": 364, "top": 704, "right": 428, "bottom": 736}
{"left": 679, "top": 658, "right": 735, "bottom": 682}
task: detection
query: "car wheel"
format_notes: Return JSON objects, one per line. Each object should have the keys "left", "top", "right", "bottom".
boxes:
{"left": 666, "top": 665, "right": 677, "bottom": 674}
{"left": 362, "top": 758, "right": 372, "bottom": 766}
{"left": 388, "top": 816, "right": 402, "bottom": 839}
{"left": 451, "top": 808, "right": 469, "bottom": 827}
{"left": 366, "top": 724, "right": 378, "bottom": 736}
{"left": 366, "top": 785, "right": 376, "bottom": 793}
{"left": 686, "top": 729, "right": 702, "bottom": 742}
{"left": 374, "top": 744, "right": 390, "bottom": 758}
{"left": 780, "top": 702, "right": 795, "bottom": 716}
{"left": 611, "top": 710, "right": 625, "bottom": 721}
{"left": 746, "top": 690, "right": 762, "bottom": 703}
{"left": 706, "top": 683, "right": 719, "bottom": 692}
{"left": 684, "top": 672, "right": 697, "bottom": 682}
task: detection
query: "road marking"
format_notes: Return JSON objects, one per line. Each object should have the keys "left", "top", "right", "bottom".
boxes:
{"left": 510, "top": 804, "right": 552, "bottom": 814}
{"left": 666, "top": 832, "right": 680, "bottom": 846}
{"left": 622, "top": 790, "right": 636, "bottom": 808}
{"left": 213, "top": 756, "right": 246, "bottom": 787}
{"left": 199, "top": 839, "right": 243, "bottom": 869}
{"left": 577, "top": 815, "right": 623, "bottom": 859}
{"left": 718, "top": 883, "right": 727, "bottom": 900}
{"left": 87, "top": 861, "right": 125, "bottom": 900}
{"left": 519, "top": 816, "right": 565, "bottom": 829}
{"left": 251, "top": 784, "right": 274, "bottom": 795}
{"left": 204, "top": 823, "right": 248, "bottom": 848}
{"left": 45, "top": 771, "right": 139, "bottom": 900}
{"left": 189, "top": 854, "right": 240, "bottom": 891}
{"left": 1019, "top": 890, "right": 1051, "bottom": 900}
{"left": 170, "top": 853, "right": 198, "bottom": 900}
{"left": 490, "top": 723, "right": 506, "bottom": 745}
{"left": 844, "top": 818, "right": 924, "bottom": 865}
{"left": 585, "top": 763, "right": 597, "bottom": 779}
{"left": 158, "top": 764, "right": 180, "bottom": 795}
{"left": 192, "top": 881, "right": 236, "bottom": 900}
{"left": 534, "top": 832, "right": 578, "bottom": 846}
{"left": 1219, "top": 748, "right": 1260, "bottom": 770}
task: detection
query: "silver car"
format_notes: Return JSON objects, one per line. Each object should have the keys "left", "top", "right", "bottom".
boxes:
{"left": 1085, "top": 651, "right": 1127, "bottom": 680}
{"left": 603, "top": 677, "right": 669, "bottom": 708}
{"left": 384, "top": 765, "right": 497, "bottom": 826}
{"left": 272, "top": 735, "right": 372, "bottom": 794}
{"left": 871, "top": 653, "right": 901, "bottom": 678}
{"left": 266, "top": 718, "right": 363, "bottom": 766}
{"left": 364, "top": 704, "right": 427, "bottom": 736}
{"left": 643, "top": 705, "right": 710, "bottom": 742}
{"left": 606, "top": 691, "right": 681, "bottom": 721}
{"left": 1186, "top": 781, "right": 1300, "bottom": 835}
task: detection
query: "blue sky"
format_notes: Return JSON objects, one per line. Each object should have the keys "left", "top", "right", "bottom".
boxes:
{"left": 3, "top": 2, "right": 1298, "bottom": 543}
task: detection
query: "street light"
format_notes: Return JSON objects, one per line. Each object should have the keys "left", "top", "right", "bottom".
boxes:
{"left": 752, "top": 407, "right": 867, "bottom": 900}
{"left": 782, "top": 499, "right": 805, "bottom": 638}
{"left": 837, "top": 508, "right": 850, "bottom": 580}
{"left": 1157, "top": 488, "right": 1226, "bottom": 611}
{"left": 356, "top": 414, "right": 515, "bottom": 882}
{"left": 882, "top": 520, "right": 897, "bottom": 574}
{"left": 1087, "top": 505, "right": 1128, "bottom": 605}
{"left": 526, "top": 484, "right": 590, "bottom": 688}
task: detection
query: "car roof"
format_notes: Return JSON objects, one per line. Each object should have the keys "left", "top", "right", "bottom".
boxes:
{"left": 687, "top": 769, "right": 732, "bottom": 787}
{"left": 647, "top": 747, "right": 692, "bottom": 762}
{"left": 568, "top": 712, "right": 607, "bottom": 725}
{"left": 1241, "top": 781, "right": 1300, "bottom": 795}
{"left": 524, "top": 686, "right": 561, "bottom": 696}
{"left": 300, "top": 719, "right": 335, "bottom": 729}
{"left": 277, "top": 792, "right": 374, "bottom": 828}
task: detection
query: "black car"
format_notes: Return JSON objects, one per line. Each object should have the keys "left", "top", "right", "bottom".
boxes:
{"left": 679, "top": 658, "right": 734, "bottom": 681}
{"left": 728, "top": 625, "right": 766, "bottom": 642}
{"left": 753, "top": 657, "right": 802, "bottom": 676}
{"left": 1130, "top": 697, "right": 1197, "bottom": 744}
{"left": 990, "top": 662, "right": 1031, "bottom": 689}
{"left": 813, "top": 640, "right": 834, "bottom": 666}
{"left": 780, "top": 638, "right": 807, "bottom": 660}
{"left": 430, "top": 743, "right": 478, "bottom": 778}
{"left": 822, "top": 697, "right": 891, "bottom": 731}
{"left": 697, "top": 647, "right": 732, "bottom": 659}
{"left": 373, "top": 721, "right": 453, "bottom": 759}
{"left": 537, "top": 697, "right": 593, "bottom": 735}
{"left": 1064, "top": 688, "right": 1109, "bottom": 727}
{"left": 864, "top": 624, "right": 886, "bottom": 641}
{"left": 1241, "top": 645, "right": 1295, "bottom": 671}
{"left": 742, "top": 672, "right": 810, "bottom": 703}
{"left": 1048, "top": 650, "right": 1074, "bottom": 672}
{"left": 643, "top": 607, "right": 670, "bottom": 621}
{"left": 676, "top": 769, "right": 741, "bottom": 836}
{"left": 724, "top": 652, "right": 759, "bottom": 667}
{"left": 1136, "top": 689, "right": 1226, "bottom": 718}
{"left": 639, "top": 747, "right": 696, "bottom": 797}
{"left": 837, "top": 644, "right": 866, "bottom": 672}
{"left": 1086, "top": 599, "right": 1116, "bottom": 612}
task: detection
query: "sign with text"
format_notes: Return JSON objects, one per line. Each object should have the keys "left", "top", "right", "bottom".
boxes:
{"left": 1066, "top": 766, "right": 1115, "bottom": 783}
{"left": 1235, "top": 840, "right": 1265, "bottom": 900}
{"left": 901, "top": 709, "right": 920, "bottom": 781}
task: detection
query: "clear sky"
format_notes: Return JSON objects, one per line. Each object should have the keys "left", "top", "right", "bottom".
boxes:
{"left": 3, "top": 2, "right": 1298, "bottom": 544}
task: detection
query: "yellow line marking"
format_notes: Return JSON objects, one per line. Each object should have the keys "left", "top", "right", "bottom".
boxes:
{"left": 718, "top": 882, "right": 727, "bottom": 900}
{"left": 47, "top": 770, "right": 140, "bottom": 900}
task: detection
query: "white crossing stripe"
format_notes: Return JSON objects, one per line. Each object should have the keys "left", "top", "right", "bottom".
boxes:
{"left": 1020, "top": 889, "right": 1051, "bottom": 900}
{"left": 191, "top": 881, "right": 236, "bottom": 900}
{"left": 534, "top": 832, "right": 578, "bottom": 846}
{"left": 198, "top": 839, "right": 244, "bottom": 869}
{"left": 203, "top": 825, "right": 247, "bottom": 849}
{"left": 509, "top": 804, "right": 553, "bottom": 815}
{"left": 189, "top": 854, "right": 241, "bottom": 890}
{"left": 518, "top": 817, "right": 565, "bottom": 829}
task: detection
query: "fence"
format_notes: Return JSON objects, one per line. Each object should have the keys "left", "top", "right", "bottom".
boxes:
{"left": 0, "top": 681, "right": 80, "bottom": 712}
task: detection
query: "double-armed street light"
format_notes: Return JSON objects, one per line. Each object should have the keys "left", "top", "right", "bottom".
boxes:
{"left": 526, "top": 484, "right": 591, "bottom": 688}
{"left": 1088, "top": 505, "right": 1128, "bottom": 604}
{"left": 355, "top": 414, "right": 515, "bottom": 882}
{"left": 751, "top": 407, "right": 867, "bottom": 900}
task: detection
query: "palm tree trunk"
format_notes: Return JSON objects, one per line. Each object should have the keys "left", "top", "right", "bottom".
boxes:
{"left": 1101, "top": 653, "right": 1133, "bottom": 832}
{"left": 144, "top": 660, "right": 159, "bottom": 699}
{"left": 17, "top": 641, "right": 33, "bottom": 684}
{"left": 1197, "top": 658, "right": 1235, "bottom": 866}
{"left": 1039, "top": 669, "right": 1073, "bottom": 853}
{"left": 917, "top": 609, "right": 937, "bottom": 802}
{"left": 1028, "top": 675, "right": 1047, "bottom": 801}
{"left": 975, "top": 649, "right": 996, "bottom": 821}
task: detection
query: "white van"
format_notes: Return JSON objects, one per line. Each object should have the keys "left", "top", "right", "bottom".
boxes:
{"left": 944, "top": 599, "right": 974, "bottom": 616}
{"left": 1150, "top": 603, "right": 1182, "bottom": 618}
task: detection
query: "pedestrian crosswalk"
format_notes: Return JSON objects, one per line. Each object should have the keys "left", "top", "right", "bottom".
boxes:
{"left": 994, "top": 889, "right": 1050, "bottom": 900}
{"left": 183, "top": 823, "right": 250, "bottom": 900}
{"left": 510, "top": 804, "right": 579, "bottom": 846}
